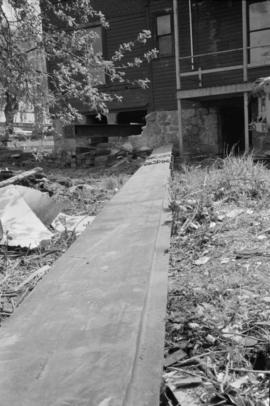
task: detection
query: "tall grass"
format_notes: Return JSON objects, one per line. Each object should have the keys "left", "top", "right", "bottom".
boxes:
{"left": 172, "top": 154, "right": 270, "bottom": 205}
{"left": 102, "top": 174, "right": 129, "bottom": 191}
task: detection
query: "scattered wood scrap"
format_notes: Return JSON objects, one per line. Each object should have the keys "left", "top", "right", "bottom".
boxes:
{"left": 164, "top": 349, "right": 187, "bottom": 368}
{"left": 0, "top": 167, "right": 43, "bottom": 188}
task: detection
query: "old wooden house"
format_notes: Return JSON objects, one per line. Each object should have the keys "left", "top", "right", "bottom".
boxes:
{"left": 82, "top": 0, "right": 270, "bottom": 158}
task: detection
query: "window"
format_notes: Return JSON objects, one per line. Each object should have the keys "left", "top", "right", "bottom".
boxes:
{"left": 91, "top": 25, "right": 103, "bottom": 55}
{"left": 249, "top": 1, "right": 270, "bottom": 64}
{"left": 156, "top": 14, "right": 173, "bottom": 57}
{"left": 88, "top": 25, "right": 105, "bottom": 84}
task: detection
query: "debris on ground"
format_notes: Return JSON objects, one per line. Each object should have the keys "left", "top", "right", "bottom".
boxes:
{"left": 0, "top": 133, "right": 152, "bottom": 169}
{"left": 14, "top": 185, "right": 61, "bottom": 226}
{"left": 0, "top": 167, "right": 43, "bottom": 188}
{"left": 0, "top": 185, "right": 53, "bottom": 249}
{"left": 52, "top": 212, "right": 95, "bottom": 235}
{"left": 163, "top": 155, "right": 270, "bottom": 406}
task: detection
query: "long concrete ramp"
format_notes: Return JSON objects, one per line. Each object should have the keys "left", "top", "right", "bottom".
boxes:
{"left": 0, "top": 146, "right": 172, "bottom": 406}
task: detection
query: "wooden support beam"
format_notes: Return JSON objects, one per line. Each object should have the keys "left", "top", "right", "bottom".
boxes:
{"left": 173, "top": 0, "right": 183, "bottom": 158}
{"left": 242, "top": 0, "right": 248, "bottom": 82}
{"left": 244, "top": 92, "right": 249, "bottom": 153}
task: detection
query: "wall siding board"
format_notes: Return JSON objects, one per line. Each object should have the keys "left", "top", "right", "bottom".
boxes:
{"left": 93, "top": 0, "right": 179, "bottom": 112}
{"left": 151, "top": 58, "right": 177, "bottom": 111}
{"left": 73, "top": 0, "right": 270, "bottom": 115}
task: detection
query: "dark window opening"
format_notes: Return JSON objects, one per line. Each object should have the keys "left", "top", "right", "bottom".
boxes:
{"left": 156, "top": 14, "right": 173, "bottom": 57}
{"left": 87, "top": 25, "right": 105, "bottom": 84}
{"left": 249, "top": 1, "right": 270, "bottom": 64}
{"left": 117, "top": 110, "right": 147, "bottom": 125}
{"left": 85, "top": 114, "right": 108, "bottom": 124}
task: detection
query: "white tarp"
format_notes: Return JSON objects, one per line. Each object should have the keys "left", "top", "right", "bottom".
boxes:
{"left": 14, "top": 185, "right": 61, "bottom": 226}
{"left": 52, "top": 213, "right": 95, "bottom": 235}
{"left": 0, "top": 186, "right": 53, "bottom": 249}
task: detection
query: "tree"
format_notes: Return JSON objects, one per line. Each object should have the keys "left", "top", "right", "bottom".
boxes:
{"left": 0, "top": 0, "right": 157, "bottom": 142}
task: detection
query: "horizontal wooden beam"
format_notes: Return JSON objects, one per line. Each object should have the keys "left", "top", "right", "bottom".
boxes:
{"left": 177, "top": 82, "right": 253, "bottom": 99}
{"left": 180, "top": 64, "right": 243, "bottom": 76}
{"left": 180, "top": 62, "right": 270, "bottom": 78}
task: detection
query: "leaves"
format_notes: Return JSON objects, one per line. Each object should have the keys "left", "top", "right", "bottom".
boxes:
{"left": 0, "top": 0, "right": 157, "bottom": 132}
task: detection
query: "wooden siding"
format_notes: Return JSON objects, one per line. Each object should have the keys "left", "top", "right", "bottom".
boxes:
{"left": 248, "top": 66, "right": 270, "bottom": 82}
{"left": 180, "top": 0, "right": 245, "bottom": 90}
{"left": 74, "top": 0, "right": 270, "bottom": 112}
{"left": 90, "top": 0, "right": 153, "bottom": 112}
{"left": 190, "top": 0, "right": 242, "bottom": 70}
{"left": 91, "top": 0, "right": 147, "bottom": 18}
{"left": 149, "top": 0, "right": 177, "bottom": 110}
{"left": 93, "top": 0, "right": 178, "bottom": 112}
{"left": 179, "top": 0, "right": 270, "bottom": 93}
{"left": 151, "top": 59, "right": 177, "bottom": 110}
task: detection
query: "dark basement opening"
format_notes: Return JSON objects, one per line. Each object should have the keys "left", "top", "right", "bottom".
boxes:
{"left": 117, "top": 110, "right": 147, "bottom": 125}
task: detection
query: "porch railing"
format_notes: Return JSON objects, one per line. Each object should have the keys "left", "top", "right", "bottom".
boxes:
{"left": 179, "top": 43, "right": 270, "bottom": 88}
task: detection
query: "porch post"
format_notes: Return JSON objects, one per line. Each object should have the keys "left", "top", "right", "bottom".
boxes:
{"left": 188, "top": 0, "right": 194, "bottom": 70}
{"left": 173, "top": 0, "right": 183, "bottom": 158}
{"left": 242, "top": 0, "right": 249, "bottom": 153}
{"left": 242, "top": 0, "right": 248, "bottom": 82}
{"left": 244, "top": 92, "right": 249, "bottom": 153}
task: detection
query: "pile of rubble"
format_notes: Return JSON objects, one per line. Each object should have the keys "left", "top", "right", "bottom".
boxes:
{"left": 48, "top": 140, "right": 153, "bottom": 169}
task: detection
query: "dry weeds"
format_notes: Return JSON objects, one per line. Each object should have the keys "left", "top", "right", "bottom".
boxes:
{"left": 163, "top": 155, "right": 270, "bottom": 406}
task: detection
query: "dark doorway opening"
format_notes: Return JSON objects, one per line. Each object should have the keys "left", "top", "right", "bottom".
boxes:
{"left": 117, "top": 110, "right": 147, "bottom": 125}
{"left": 219, "top": 99, "right": 245, "bottom": 154}
{"left": 85, "top": 114, "right": 108, "bottom": 125}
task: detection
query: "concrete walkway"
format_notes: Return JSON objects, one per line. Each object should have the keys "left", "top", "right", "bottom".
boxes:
{"left": 0, "top": 146, "right": 172, "bottom": 406}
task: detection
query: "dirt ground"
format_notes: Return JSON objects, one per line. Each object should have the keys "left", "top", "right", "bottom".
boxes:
{"left": 3, "top": 154, "right": 270, "bottom": 405}
{"left": 162, "top": 156, "right": 270, "bottom": 406}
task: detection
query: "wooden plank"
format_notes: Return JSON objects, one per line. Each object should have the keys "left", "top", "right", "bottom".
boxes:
{"left": 0, "top": 167, "right": 42, "bottom": 188}
{"left": 0, "top": 146, "right": 172, "bottom": 406}
{"left": 177, "top": 82, "right": 253, "bottom": 99}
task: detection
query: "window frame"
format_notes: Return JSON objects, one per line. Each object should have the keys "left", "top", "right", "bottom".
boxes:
{"left": 84, "top": 22, "right": 106, "bottom": 86}
{"left": 154, "top": 12, "right": 174, "bottom": 58}
{"left": 248, "top": 0, "right": 270, "bottom": 65}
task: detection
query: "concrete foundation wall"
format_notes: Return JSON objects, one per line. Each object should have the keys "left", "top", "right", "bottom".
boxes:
{"left": 141, "top": 102, "right": 219, "bottom": 156}
{"left": 252, "top": 130, "right": 270, "bottom": 156}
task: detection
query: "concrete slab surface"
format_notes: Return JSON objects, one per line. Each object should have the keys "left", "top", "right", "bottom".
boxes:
{"left": 0, "top": 146, "right": 172, "bottom": 406}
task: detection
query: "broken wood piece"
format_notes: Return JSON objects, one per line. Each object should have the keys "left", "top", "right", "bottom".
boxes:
{"left": 230, "top": 368, "right": 270, "bottom": 375}
{"left": 0, "top": 167, "right": 43, "bottom": 188}
{"left": 161, "top": 384, "right": 181, "bottom": 406}
{"left": 14, "top": 265, "right": 50, "bottom": 292}
{"left": 235, "top": 250, "right": 270, "bottom": 259}
{"left": 173, "top": 377, "right": 202, "bottom": 388}
{"left": 164, "top": 349, "right": 188, "bottom": 368}
{"left": 110, "top": 157, "right": 129, "bottom": 169}
{"left": 175, "top": 350, "right": 225, "bottom": 367}
{"left": 167, "top": 384, "right": 199, "bottom": 406}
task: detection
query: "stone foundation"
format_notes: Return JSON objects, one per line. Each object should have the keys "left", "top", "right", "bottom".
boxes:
{"left": 252, "top": 129, "right": 270, "bottom": 156}
{"left": 141, "top": 101, "right": 219, "bottom": 157}
{"left": 53, "top": 101, "right": 220, "bottom": 162}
